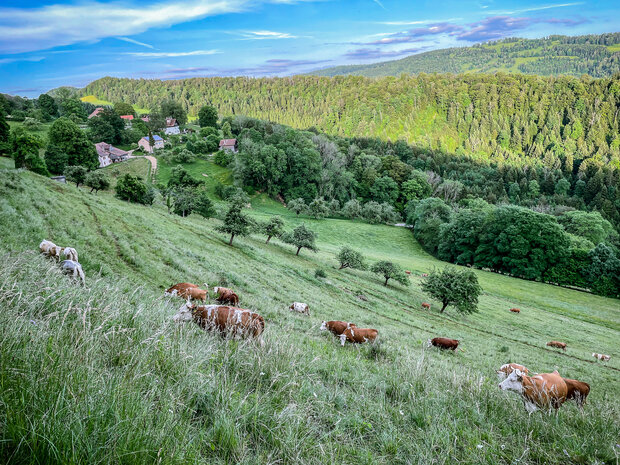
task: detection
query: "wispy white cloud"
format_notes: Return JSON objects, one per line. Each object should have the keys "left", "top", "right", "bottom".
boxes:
{"left": 372, "top": 0, "right": 387, "bottom": 10}
{"left": 0, "top": 56, "right": 45, "bottom": 65}
{"left": 378, "top": 17, "right": 462, "bottom": 26}
{"left": 0, "top": 0, "right": 315, "bottom": 54}
{"left": 239, "top": 30, "right": 298, "bottom": 39}
{"left": 488, "top": 2, "right": 583, "bottom": 15}
{"left": 117, "top": 37, "right": 155, "bottom": 49}
{"left": 126, "top": 49, "right": 221, "bottom": 57}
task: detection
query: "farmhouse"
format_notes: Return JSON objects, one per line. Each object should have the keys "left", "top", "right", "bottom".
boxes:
{"left": 138, "top": 135, "right": 165, "bottom": 153}
{"left": 88, "top": 107, "right": 104, "bottom": 119}
{"left": 95, "top": 142, "right": 129, "bottom": 167}
{"left": 164, "top": 117, "right": 180, "bottom": 135}
{"left": 219, "top": 138, "right": 238, "bottom": 152}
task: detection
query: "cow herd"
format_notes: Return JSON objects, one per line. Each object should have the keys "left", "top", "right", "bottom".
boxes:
{"left": 38, "top": 239, "right": 612, "bottom": 415}
{"left": 39, "top": 240, "right": 85, "bottom": 285}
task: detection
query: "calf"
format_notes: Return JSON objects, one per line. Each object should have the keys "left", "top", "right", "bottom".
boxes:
{"left": 547, "top": 341, "right": 567, "bottom": 351}
{"left": 563, "top": 377, "right": 590, "bottom": 407}
{"left": 320, "top": 320, "right": 356, "bottom": 337}
{"left": 289, "top": 302, "right": 309, "bottom": 315}
{"left": 339, "top": 325, "right": 378, "bottom": 346}
{"left": 173, "top": 302, "right": 264, "bottom": 341}
{"left": 497, "top": 363, "right": 529, "bottom": 381}
{"left": 510, "top": 308, "right": 520, "bottom": 313}
{"left": 592, "top": 353, "right": 611, "bottom": 362}
{"left": 212, "top": 286, "right": 240, "bottom": 306}
{"left": 499, "top": 369, "right": 568, "bottom": 413}
{"left": 421, "top": 302, "right": 431, "bottom": 310}
{"left": 427, "top": 337, "right": 459, "bottom": 351}
{"left": 60, "top": 260, "right": 85, "bottom": 285}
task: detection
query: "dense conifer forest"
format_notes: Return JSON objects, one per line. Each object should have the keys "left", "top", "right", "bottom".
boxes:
{"left": 311, "top": 33, "right": 620, "bottom": 78}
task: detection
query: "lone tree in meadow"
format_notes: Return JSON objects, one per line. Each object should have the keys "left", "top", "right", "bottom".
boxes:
{"left": 337, "top": 246, "right": 367, "bottom": 270}
{"left": 287, "top": 198, "right": 307, "bottom": 216}
{"left": 282, "top": 224, "right": 318, "bottom": 256}
{"left": 64, "top": 165, "right": 88, "bottom": 188}
{"left": 421, "top": 267, "right": 482, "bottom": 314}
{"left": 371, "top": 261, "right": 410, "bottom": 287}
{"left": 261, "top": 216, "right": 285, "bottom": 244}
{"left": 308, "top": 197, "right": 330, "bottom": 219}
{"left": 84, "top": 170, "right": 110, "bottom": 193}
{"left": 217, "top": 197, "right": 253, "bottom": 246}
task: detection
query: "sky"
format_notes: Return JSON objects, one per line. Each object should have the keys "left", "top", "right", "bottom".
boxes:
{"left": 0, "top": 0, "right": 618, "bottom": 97}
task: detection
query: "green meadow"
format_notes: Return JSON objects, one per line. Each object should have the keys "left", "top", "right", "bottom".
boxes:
{"left": 0, "top": 165, "right": 618, "bottom": 464}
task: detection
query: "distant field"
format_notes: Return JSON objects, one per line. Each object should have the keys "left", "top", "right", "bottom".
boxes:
{"left": 156, "top": 157, "right": 233, "bottom": 195}
{"left": 0, "top": 166, "right": 618, "bottom": 464}
{"left": 607, "top": 43, "right": 620, "bottom": 52}
{"left": 80, "top": 94, "right": 113, "bottom": 106}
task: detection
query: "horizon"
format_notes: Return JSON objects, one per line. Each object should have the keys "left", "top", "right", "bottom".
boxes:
{"left": 1, "top": 0, "right": 619, "bottom": 97}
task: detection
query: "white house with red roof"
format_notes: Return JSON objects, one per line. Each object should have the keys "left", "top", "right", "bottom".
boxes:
{"left": 219, "top": 139, "right": 238, "bottom": 153}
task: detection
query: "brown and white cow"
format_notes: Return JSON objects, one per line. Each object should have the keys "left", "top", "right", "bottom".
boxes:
{"left": 339, "top": 325, "right": 378, "bottom": 346}
{"left": 421, "top": 302, "right": 431, "bottom": 310}
{"left": 510, "top": 308, "right": 520, "bottom": 313}
{"left": 547, "top": 341, "right": 567, "bottom": 351}
{"left": 592, "top": 353, "right": 611, "bottom": 362}
{"left": 499, "top": 369, "right": 568, "bottom": 413}
{"left": 212, "top": 286, "right": 240, "bottom": 306}
{"left": 40, "top": 240, "right": 79, "bottom": 262}
{"left": 427, "top": 337, "right": 459, "bottom": 351}
{"left": 289, "top": 302, "right": 309, "bottom": 315}
{"left": 165, "top": 283, "right": 207, "bottom": 301}
{"left": 173, "top": 301, "right": 264, "bottom": 341}
{"left": 562, "top": 377, "right": 590, "bottom": 407}
{"left": 497, "top": 363, "right": 529, "bottom": 380}
{"left": 320, "top": 320, "right": 356, "bottom": 337}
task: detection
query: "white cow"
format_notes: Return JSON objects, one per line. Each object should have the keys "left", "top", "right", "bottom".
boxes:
{"left": 289, "top": 302, "right": 309, "bottom": 315}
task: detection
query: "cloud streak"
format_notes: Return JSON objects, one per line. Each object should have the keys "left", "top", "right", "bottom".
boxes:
{"left": 238, "top": 30, "right": 298, "bottom": 39}
{"left": 126, "top": 49, "right": 221, "bottom": 57}
{"left": 0, "top": 0, "right": 314, "bottom": 54}
{"left": 117, "top": 37, "right": 155, "bottom": 49}
{"left": 344, "top": 46, "right": 426, "bottom": 60}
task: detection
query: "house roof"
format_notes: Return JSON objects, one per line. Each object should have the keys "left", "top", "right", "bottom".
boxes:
{"left": 140, "top": 135, "right": 164, "bottom": 142}
{"left": 120, "top": 115, "right": 134, "bottom": 120}
{"left": 88, "top": 107, "right": 104, "bottom": 119}
{"left": 95, "top": 142, "right": 128, "bottom": 158}
{"left": 219, "top": 138, "right": 237, "bottom": 147}
{"left": 166, "top": 117, "right": 178, "bottom": 127}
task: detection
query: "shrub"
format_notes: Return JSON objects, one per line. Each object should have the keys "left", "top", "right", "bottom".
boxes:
{"left": 315, "top": 268, "right": 327, "bottom": 278}
{"left": 115, "top": 174, "right": 150, "bottom": 204}
{"left": 64, "top": 165, "right": 88, "bottom": 187}
{"left": 214, "top": 150, "right": 233, "bottom": 167}
{"left": 336, "top": 246, "right": 366, "bottom": 270}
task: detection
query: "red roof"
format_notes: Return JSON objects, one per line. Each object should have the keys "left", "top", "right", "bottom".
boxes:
{"left": 219, "top": 139, "right": 237, "bottom": 147}
{"left": 120, "top": 115, "right": 134, "bottom": 120}
{"left": 88, "top": 107, "right": 104, "bottom": 119}
{"left": 166, "top": 117, "right": 178, "bottom": 127}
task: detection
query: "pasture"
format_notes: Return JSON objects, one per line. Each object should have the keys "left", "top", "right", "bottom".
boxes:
{"left": 0, "top": 169, "right": 618, "bottom": 464}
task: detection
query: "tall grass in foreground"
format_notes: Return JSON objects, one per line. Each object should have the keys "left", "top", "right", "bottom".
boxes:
{"left": 0, "top": 253, "right": 618, "bottom": 464}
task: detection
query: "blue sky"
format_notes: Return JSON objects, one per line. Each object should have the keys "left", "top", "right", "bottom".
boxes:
{"left": 0, "top": 0, "right": 618, "bottom": 96}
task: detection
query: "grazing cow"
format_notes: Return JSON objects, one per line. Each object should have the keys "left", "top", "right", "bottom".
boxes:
{"left": 62, "top": 247, "right": 78, "bottom": 262}
{"left": 421, "top": 273, "right": 429, "bottom": 277}
{"left": 60, "top": 260, "right": 85, "bottom": 285}
{"left": 173, "top": 301, "right": 264, "bottom": 341}
{"left": 289, "top": 302, "right": 309, "bottom": 315}
{"left": 421, "top": 302, "right": 431, "bottom": 310}
{"left": 592, "top": 353, "right": 611, "bottom": 362}
{"left": 499, "top": 369, "right": 568, "bottom": 413}
{"left": 320, "top": 320, "right": 357, "bottom": 338}
{"left": 497, "top": 363, "right": 529, "bottom": 380}
{"left": 39, "top": 240, "right": 56, "bottom": 256}
{"left": 339, "top": 325, "right": 378, "bottom": 346}
{"left": 547, "top": 341, "right": 567, "bottom": 351}
{"left": 212, "top": 286, "right": 240, "bottom": 306}
{"left": 562, "top": 377, "right": 590, "bottom": 407}
{"left": 164, "top": 283, "right": 204, "bottom": 300}
{"left": 405, "top": 270, "right": 411, "bottom": 275}
{"left": 427, "top": 337, "right": 459, "bottom": 351}
{"left": 510, "top": 308, "right": 520, "bottom": 313}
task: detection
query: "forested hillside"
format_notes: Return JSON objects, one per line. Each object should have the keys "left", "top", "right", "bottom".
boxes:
{"left": 311, "top": 33, "right": 620, "bottom": 78}
{"left": 82, "top": 73, "right": 620, "bottom": 172}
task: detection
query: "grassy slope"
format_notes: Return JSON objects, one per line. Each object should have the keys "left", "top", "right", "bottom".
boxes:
{"left": 81, "top": 95, "right": 149, "bottom": 114}
{"left": 100, "top": 157, "right": 151, "bottom": 189}
{"left": 0, "top": 169, "right": 618, "bottom": 464}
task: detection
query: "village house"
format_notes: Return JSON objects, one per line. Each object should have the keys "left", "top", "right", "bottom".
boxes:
{"left": 88, "top": 107, "right": 104, "bottom": 119}
{"left": 95, "top": 142, "right": 129, "bottom": 167}
{"left": 120, "top": 114, "right": 134, "bottom": 128}
{"left": 164, "top": 117, "right": 180, "bottom": 135}
{"left": 219, "top": 138, "right": 238, "bottom": 153}
{"left": 138, "top": 135, "right": 165, "bottom": 153}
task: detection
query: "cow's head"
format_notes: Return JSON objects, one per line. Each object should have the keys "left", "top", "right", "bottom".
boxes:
{"left": 319, "top": 321, "right": 327, "bottom": 331}
{"left": 499, "top": 369, "right": 524, "bottom": 392}
{"left": 425, "top": 339, "right": 432, "bottom": 348}
{"left": 213, "top": 286, "right": 219, "bottom": 294}
{"left": 173, "top": 299, "right": 195, "bottom": 322}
